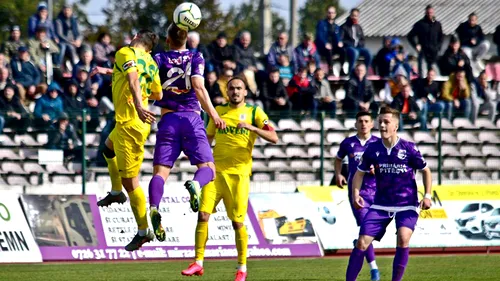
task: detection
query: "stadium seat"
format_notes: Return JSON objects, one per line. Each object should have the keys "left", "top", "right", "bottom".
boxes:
{"left": 52, "top": 175, "right": 74, "bottom": 184}
{"left": 304, "top": 133, "right": 321, "bottom": 145}
{"left": 290, "top": 160, "right": 311, "bottom": 170}
{"left": 470, "top": 171, "right": 490, "bottom": 181}
{"left": 335, "top": 88, "right": 346, "bottom": 100}
{"left": 96, "top": 175, "right": 111, "bottom": 182}
{"left": 478, "top": 132, "right": 500, "bottom": 144}
{"left": 285, "top": 147, "right": 308, "bottom": 158}
{"left": 36, "top": 133, "right": 48, "bottom": 146}
{"left": 328, "top": 146, "right": 340, "bottom": 158}
{"left": 87, "top": 148, "right": 98, "bottom": 160}
{"left": 6, "top": 175, "right": 29, "bottom": 186}
{"left": 0, "top": 149, "right": 22, "bottom": 160}
{"left": 425, "top": 158, "right": 439, "bottom": 169}
{"left": 252, "top": 173, "right": 271, "bottom": 181}
{"left": 457, "top": 131, "right": 481, "bottom": 144}
{"left": 326, "top": 132, "right": 345, "bottom": 144}
{"left": 252, "top": 160, "right": 267, "bottom": 171}
{"left": 252, "top": 148, "right": 265, "bottom": 159}
{"left": 147, "top": 134, "right": 156, "bottom": 146}
{"left": 496, "top": 119, "right": 500, "bottom": 128}
{"left": 482, "top": 145, "right": 500, "bottom": 157}
{"left": 276, "top": 173, "right": 295, "bottom": 181}
{"left": 268, "top": 160, "right": 289, "bottom": 169}
{"left": 418, "top": 145, "right": 438, "bottom": 157}
{"left": 453, "top": 118, "right": 475, "bottom": 129}
{"left": 281, "top": 133, "right": 305, "bottom": 145}
{"left": 440, "top": 132, "right": 459, "bottom": 144}
{"left": 143, "top": 149, "right": 154, "bottom": 160}
{"left": 19, "top": 148, "right": 38, "bottom": 160}
{"left": 324, "top": 118, "right": 345, "bottom": 131}
{"left": 443, "top": 158, "right": 463, "bottom": 170}
{"left": 29, "top": 175, "right": 40, "bottom": 185}
{"left": 398, "top": 132, "right": 414, "bottom": 142}
{"left": 413, "top": 131, "right": 436, "bottom": 144}
{"left": 300, "top": 119, "right": 321, "bottom": 131}
{"left": 14, "top": 134, "right": 39, "bottom": 146}
{"left": 297, "top": 173, "right": 316, "bottom": 181}
{"left": 0, "top": 135, "right": 16, "bottom": 146}
{"left": 23, "top": 163, "right": 46, "bottom": 174}
{"left": 431, "top": 118, "right": 453, "bottom": 129}
{"left": 1, "top": 162, "right": 26, "bottom": 174}
{"left": 85, "top": 134, "right": 100, "bottom": 146}
{"left": 277, "top": 119, "right": 301, "bottom": 131}
{"left": 464, "top": 158, "right": 486, "bottom": 170}
{"left": 263, "top": 147, "right": 287, "bottom": 158}
{"left": 45, "top": 164, "right": 72, "bottom": 175}
{"left": 475, "top": 118, "right": 497, "bottom": 129}
{"left": 178, "top": 160, "right": 196, "bottom": 172}
{"left": 308, "top": 146, "right": 332, "bottom": 158}
{"left": 459, "top": 145, "right": 483, "bottom": 157}
{"left": 344, "top": 119, "right": 356, "bottom": 130}
{"left": 312, "top": 159, "right": 333, "bottom": 169}
{"left": 486, "top": 158, "right": 500, "bottom": 169}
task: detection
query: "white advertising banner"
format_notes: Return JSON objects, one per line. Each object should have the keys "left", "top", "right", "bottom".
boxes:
{"left": 0, "top": 192, "right": 43, "bottom": 263}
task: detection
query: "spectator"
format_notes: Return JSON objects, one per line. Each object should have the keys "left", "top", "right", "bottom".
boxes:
{"left": 310, "top": 68, "right": 336, "bottom": 118}
{"left": 383, "top": 69, "right": 410, "bottom": 104}
{"left": 306, "top": 60, "right": 317, "bottom": 81}
{"left": 315, "top": 5, "right": 343, "bottom": 75}
{"left": 0, "top": 84, "right": 31, "bottom": 133}
{"left": 55, "top": 4, "right": 82, "bottom": 67}
{"left": 341, "top": 8, "right": 372, "bottom": 75}
{"left": 440, "top": 70, "right": 471, "bottom": 120}
{"left": 343, "top": 63, "right": 377, "bottom": 117}
{"left": 2, "top": 25, "right": 25, "bottom": 61}
{"left": 27, "top": 27, "right": 60, "bottom": 80}
{"left": 277, "top": 54, "right": 293, "bottom": 86}
{"left": 494, "top": 24, "right": 500, "bottom": 56}
{"left": 234, "top": 31, "right": 258, "bottom": 73}
{"left": 456, "top": 13, "right": 490, "bottom": 71}
{"left": 63, "top": 80, "right": 98, "bottom": 132}
{"left": 217, "top": 67, "right": 233, "bottom": 101}
{"left": 10, "top": 46, "right": 43, "bottom": 102}
{"left": 96, "top": 51, "right": 115, "bottom": 112}
{"left": 75, "top": 68, "right": 100, "bottom": 131}
{"left": 34, "top": 82, "right": 64, "bottom": 130}
{"left": 413, "top": 68, "right": 444, "bottom": 130}
{"left": 287, "top": 67, "right": 316, "bottom": 114}
{"left": 408, "top": 4, "right": 443, "bottom": 77}
{"left": 208, "top": 32, "right": 236, "bottom": 75}
{"left": 92, "top": 32, "right": 116, "bottom": 66}
{"left": 373, "top": 36, "right": 393, "bottom": 77}
{"left": 390, "top": 84, "right": 424, "bottom": 131}
{"left": 471, "top": 71, "right": 498, "bottom": 124}
{"left": 0, "top": 67, "right": 15, "bottom": 92}
{"left": 46, "top": 112, "right": 82, "bottom": 161}
{"left": 438, "top": 35, "right": 473, "bottom": 82}
{"left": 73, "top": 48, "right": 102, "bottom": 89}
{"left": 28, "top": 2, "right": 57, "bottom": 41}
{"left": 187, "top": 31, "right": 212, "bottom": 72}
{"left": 0, "top": 54, "right": 8, "bottom": 69}
{"left": 295, "top": 33, "right": 320, "bottom": 72}
{"left": 205, "top": 71, "right": 225, "bottom": 106}
{"left": 260, "top": 68, "right": 292, "bottom": 117}
{"left": 268, "top": 32, "right": 294, "bottom": 69}
{"left": 387, "top": 38, "right": 413, "bottom": 78}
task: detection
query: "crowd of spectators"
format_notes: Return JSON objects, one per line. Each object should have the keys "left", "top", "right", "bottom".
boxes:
{"left": 1, "top": 1, "right": 500, "bottom": 147}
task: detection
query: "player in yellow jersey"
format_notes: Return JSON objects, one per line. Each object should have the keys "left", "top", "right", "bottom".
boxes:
{"left": 181, "top": 75, "right": 278, "bottom": 281}
{"left": 95, "top": 30, "right": 163, "bottom": 252}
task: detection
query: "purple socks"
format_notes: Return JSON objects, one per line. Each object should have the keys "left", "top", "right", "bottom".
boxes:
{"left": 346, "top": 247, "right": 365, "bottom": 281}
{"left": 148, "top": 175, "right": 165, "bottom": 208}
{"left": 365, "top": 243, "right": 376, "bottom": 263}
{"left": 193, "top": 166, "right": 214, "bottom": 187}
{"left": 392, "top": 247, "right": 410, "bottom": 281}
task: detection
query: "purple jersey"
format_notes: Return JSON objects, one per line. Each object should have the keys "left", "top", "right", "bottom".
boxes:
{"left": 153, "top": 50, "right": 205, "bottom": 111}
{"left": 336, "top": 135, "right": 379, "bottom": 202}
{"left": 358, "top": 138, "right": 427, "bottom": 209}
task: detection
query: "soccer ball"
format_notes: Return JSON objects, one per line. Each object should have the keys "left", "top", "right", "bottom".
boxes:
{"left": 173, "top": 2, "right": 202, "bottom": 31}
{"left": 319, "top": 206, "right": 336, "bottom": 225}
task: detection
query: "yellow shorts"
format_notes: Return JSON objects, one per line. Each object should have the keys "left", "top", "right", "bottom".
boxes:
{"left": 108, "top": 119, "right": 150, "bottom": 178}
{"left": 199, "top": 172, "right": 250, "bottom": 223}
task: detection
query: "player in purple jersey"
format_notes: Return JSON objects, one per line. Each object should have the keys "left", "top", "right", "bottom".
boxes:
{"left": 335, "top": 111, "right": 380, "bottom": 281}
{"left": 345, "top": 107, "right": 432, "bottom": 281}
{"left": 147, "top": 24, "right": 226, "bottom": 241}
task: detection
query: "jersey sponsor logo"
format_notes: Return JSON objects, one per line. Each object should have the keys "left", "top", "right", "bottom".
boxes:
{"left": 397, "top": 149, "right": 407, "bottom": 160}
{"left": 122, "top": 60, "right": 136, "bottom": 71}
{"left": 378, "top": 163, "right": 408, "bottom": 174}
{"left": 217, "top": 126, "right": 250, "bottom": 136}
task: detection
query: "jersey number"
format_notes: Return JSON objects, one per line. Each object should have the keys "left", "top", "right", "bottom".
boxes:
{"left": 161, "top": 62, "right": 192, "bottom": 94}
{"left": 137, "top": 58, "right": 157, "bottom": 96}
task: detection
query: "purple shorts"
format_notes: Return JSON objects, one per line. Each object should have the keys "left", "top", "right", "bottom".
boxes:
{"left": 349, "top": 194, "right": 374, "bottom": 226}
{"left": 360, "top": 209, "right": 418, "bottom": 241}
{"left": 153, "top": 112, "right": 214, "bottom": 167}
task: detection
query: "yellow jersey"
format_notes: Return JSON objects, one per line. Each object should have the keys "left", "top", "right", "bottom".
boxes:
{"left": 207, "top": 103, "right": 272, "bottom": 176}
{"left": 112, "top": 46, "right": 162, "bottom": 124}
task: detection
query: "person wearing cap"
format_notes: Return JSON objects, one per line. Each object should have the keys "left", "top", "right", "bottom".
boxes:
{"left": 0, "top": 83, "right": 31, "bottom": 134}
{"left": 10, "top": 46, "right": 43, "bottom": 102}
{"left": 208, "top": 32, "right": 237, "bottom": 75}
{"left": 438, "top": 35, "right": 473, "bottom": 83}
{"left": 2, "top": 25, "right": 26, "bottom": 61}
{"left": 28, "top": 2, "right": 57, "bottom": 41}
{"left": 294, "top": 32, "right": 321, "bottom": 72}
{"left": 28, "top": 26, "right": 60, "bottom": 78}
{"left": 34, "top": 82, "right": 64, "bottom": 129}
{"left": 267, "top": 32, "right": 294, "bottom": 69}
{"left": 55, "top": 4, "right": 82, "bottom": 66}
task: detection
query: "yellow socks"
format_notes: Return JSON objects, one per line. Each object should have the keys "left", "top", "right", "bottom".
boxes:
{"left": 104, "top": 155, "right": 122, "bottom": 194}
{"left": 127, "top": 186, "right": 148, "bottom": 231}
{"left": 235, "top": 226, "right": 248, "bottom": 266}
{"left": 195, "top": 221, "right": 209, "bottom": 262}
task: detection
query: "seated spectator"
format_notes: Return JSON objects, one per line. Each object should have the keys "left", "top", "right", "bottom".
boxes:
{"left": 373, "top": 36, "right": 392, "bottom": 77}
{"left": 63, "top": 80, "right": 92, "bottom": 133}
{"left": 10, "top": 46, "right": 45, "bottom": 103}
{"left": 0, "top": 67, "right": 14, "bottom": 92}
{"left": 0, "top": 84, "right": 31, "bottom": 133}
{"left": 208, "top": 32, "right": 236, "bottom": 75}
{"left": 188, "top": 31, "right": 212, "bottom": 72}
{"left": 315, "top": 5, "right": 343, "bottom": 75}
{"left": 343, "top": 63, "right": 377, "bottom": 117}
{"left": 287, "top": 67, "right": 316, "bottom": 114}
{"left": 311, "top": 68, "right": 336, "bottom": 118}
{"left": 27, "top": 27, "right": 60, "bottom": 81}
{"left": 456, "top": 13, "right": 490, "bottom": 71}
{"left": 74, "top": 68, "right": 100, "bottom": 131}
{"left": 295, "top": 33, "right": 320, "bottom": 72}
{"left": 341, "top": 8, "right": 372, "bottom": 75}
{"left": 471, "top": 71, "right": 498, "bottom": 124}
{"left": 413, "top": 68, "right": 444, "bottom": 130}
{"left": 92, "top": 32, "right": 116, "bottom": 66}
{"left": 217, "top": 67, "right": 233, "bottom": 101}
{"left": 438, "top": 36, "right": 473, "bottom": 82}
{"left": 234, "top": 31, "right": 258, "bottom": 74}
{"left": 260, "top": 68, "right": 292, "bottom": 118}
{"left": 46, "top": 112, "right": 82, "bottom": 161}
{"left": 2, "top": 25, "right": 25, "bottom": 61}
{"left": 55, "top": 4, "right": 82, "bottom": 67}
{"left": 383, "top": 69, "right": 409, "bottom": 104}
{"left": 34, "top": 82, "right": 64, "bottom": 130}
{"left": 386, "top": 38, "right": 413, "bottom": 78}
{"left": 306, "top": 60, "right": 317, "bottom": 81}
{"left": 73, "top": 48, "right": 102, "bottom": 89}
{"left": 440, "top": 70, "right": 471, "bottom": 120}
{"left": 390, "top": 84, "right": 424, "bottom": 131}
{"left": 268, "top": 32, "right": 295, "bottom": 69}
{"left": 205, "top": 71, "right": 225, "bottom": 106}
{"left": 277, "top": 54, "right": 293, "bottom": 86}
{"left": 28, "top": 2, "right": 57, "bottom": 41}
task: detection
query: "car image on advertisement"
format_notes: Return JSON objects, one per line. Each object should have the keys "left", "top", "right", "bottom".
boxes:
{"left": 455, "top": 203, "right": 495, "bottom": 238}
{"left": 484, "top": 208, "right": 500, "bottom": 240}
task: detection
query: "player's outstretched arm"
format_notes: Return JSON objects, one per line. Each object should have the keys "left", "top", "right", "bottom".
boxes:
{"left": 127, "top": 71, "right": 156, "bottom": 124}
{"left": 237, "top": 122, "right": 278, "bottom": 144}
{"left": 192, "top": 76, "right": 226, "bottom": 129}
{"left": 352, "top": 170, "right": 365, "bottom": 209}
{"left": 90, "top": 66, "right": 113, "bottom": 76}
{"left": 420, "top": 167, "right": 432, "bottom": 210}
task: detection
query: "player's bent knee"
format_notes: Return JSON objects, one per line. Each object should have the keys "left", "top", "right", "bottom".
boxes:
{"left": 198, "top": 212, "right": 211, "bottom": 222}
{"left": 396, "top": 227, "right": 413, "bottom": 248}
{"left": 122, "top": 176, "right": 140, "bottom": 193}
{"left": 231, "top": 221, "right": 244, "bottom": 230}
{"left": 356, "top": 235, "right": 373, "bottom": 251}
{"left": 153, "top": 165, "right": 171, "bottom": 179}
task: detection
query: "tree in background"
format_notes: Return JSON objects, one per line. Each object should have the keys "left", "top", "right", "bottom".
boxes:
{"left": 299, "top": 0, "right": 345, "bottom": 37}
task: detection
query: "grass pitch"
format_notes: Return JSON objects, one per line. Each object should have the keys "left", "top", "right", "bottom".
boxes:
{"left": 1, "top": 255, "right": 499, "bottom": 281}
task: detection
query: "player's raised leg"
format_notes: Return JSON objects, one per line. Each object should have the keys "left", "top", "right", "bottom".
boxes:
{"left": 346, "top": 234, "right": 375, "bottom": 281}
{"left": 97, "top": 138, "right": 126, "bottom": 207}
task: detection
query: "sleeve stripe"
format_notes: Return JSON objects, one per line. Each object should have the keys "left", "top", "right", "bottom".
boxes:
{"left": 191, "top": 74, "right": 203, "bottom": 78}
{"left": 417, "top": 164, "right": 428, "bottom": 171}
{"left": 251, "top": 105, "right": 257, "bottom": 127}
{"left": 335, "top": 155, "right": 343, "bottom": 160}
{"left": 357, "top": 167, "right": 370, "bottom": 173}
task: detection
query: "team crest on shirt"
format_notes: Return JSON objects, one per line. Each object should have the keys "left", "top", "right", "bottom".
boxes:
{"left": 239, "top": 114, "right": 246, "bottom": 120}
{"left": 122, "top": 60, "right": 136, "bottom": 70}
{"left": 397, "top": 149, "right": 407, "bottom": 160}
{"left": 354, "top": 152, "right": 363, "bottom": 162}
{"left": 376, "top": 152, "right": 380, "bottom": 157}
{"left": 350, "top": 143, "right": 355, "bottom": 147}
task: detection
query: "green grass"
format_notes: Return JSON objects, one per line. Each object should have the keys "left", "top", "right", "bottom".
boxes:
{"left": 1, "top": 255, "right": 499, "bottom": 281}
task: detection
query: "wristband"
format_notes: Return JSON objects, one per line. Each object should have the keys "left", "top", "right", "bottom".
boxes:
{"left": 424, "top": 193, "right": 432, "bottom": 200}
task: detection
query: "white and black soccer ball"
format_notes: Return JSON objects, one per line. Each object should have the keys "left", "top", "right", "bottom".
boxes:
{"left": 173, "top": 2, "right": 202, "bottom": 31}
{"left": 319, "top": 206, "right": 336, "bottom": 225}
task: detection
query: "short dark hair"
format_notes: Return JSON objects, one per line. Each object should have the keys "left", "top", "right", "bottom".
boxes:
{"left": 167, "top": 24, "right": 188, "bottom": 49}
{"left": 228, "top": 74, "right": 248, "bottom": 90}
{"left": 269, "top": 67, "right": 280, "bottom": 74}
{"left": 133, "top": 29, "right": 159, "bottom": 51}
{"left": 351, "top": 8, "right": 360, "bottom": 14}
{"left": 356, "top": 111, "right": 372, "bottom": 120}
{"left": 97, "top": 32, "right": 111, "bottom": 42}
{"left": 379, "top": 106, "right": 400, "bottom": 120}
{"left": 425, "top": 4, "right": 433, "bottom": 10}
{"left": 469, "top": 12, "right": 477, "bottom": 19}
